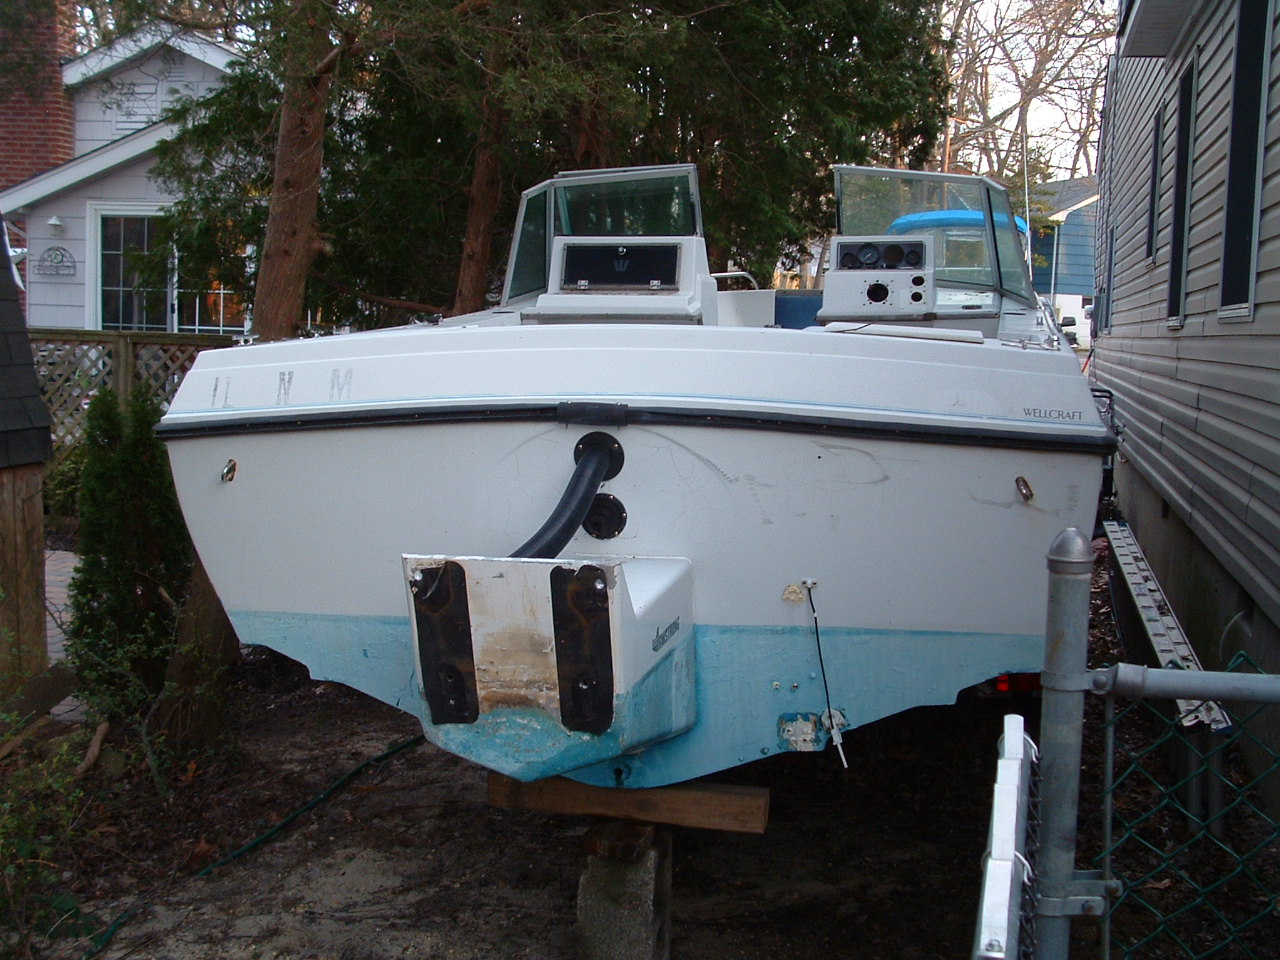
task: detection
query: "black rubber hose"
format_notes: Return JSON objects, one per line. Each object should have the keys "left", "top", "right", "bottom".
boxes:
{"left": 512, "top": 442, "right": 614, "bottom": 559}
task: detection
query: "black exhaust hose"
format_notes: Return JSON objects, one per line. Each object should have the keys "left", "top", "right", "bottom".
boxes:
{"left": 512, "top": 440, "right": 614, "bottom": 559}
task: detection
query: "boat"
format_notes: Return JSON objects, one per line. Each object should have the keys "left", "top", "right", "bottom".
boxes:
{"left": 159, "top": 163, "right": 1114, "bottom": 788}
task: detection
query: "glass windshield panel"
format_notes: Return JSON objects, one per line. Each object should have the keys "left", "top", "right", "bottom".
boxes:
{"left": 988, "top": 188, "right": 1033, "bottom": 302}
{"left": 837, "top": 170, "right": 996, "bottom": 290}
{"left": 554, "top": 174, "right": 697, "bottom": 237}
{"left": 507, "top": 186, "right": 550, "bottom": 302}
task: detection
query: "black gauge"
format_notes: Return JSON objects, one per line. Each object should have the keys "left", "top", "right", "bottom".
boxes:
{"left": 857, "top": 243, "right": 880, "bottom": 265}
{"left": 904, "top": 248, "right": 923, "bottom": 267}
{"left": 883, "top": 244, "right": 905, "bottom": 267}
{"left": 840, "top": 250, "right": 858, "bottom": 269}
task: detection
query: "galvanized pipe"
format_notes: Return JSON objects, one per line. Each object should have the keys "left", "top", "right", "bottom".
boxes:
{"left": 1036, "top": 527, "right": 1095, "bottom": 960}
{"left": 1102, "top": 662, "right": 1280, "bottom": 704}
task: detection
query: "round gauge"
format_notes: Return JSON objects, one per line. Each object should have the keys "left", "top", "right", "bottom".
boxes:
{"left": 883, "top": 243, "right": 905, "bottom": 267}
{"left": 840, "top": 251, "right": 858, "bottom": 269}
{"left": 857, "top": 243, "right": 880, "bottom": 266}
{"left": 904, "top": 248, "right": 922, "bottom": 267}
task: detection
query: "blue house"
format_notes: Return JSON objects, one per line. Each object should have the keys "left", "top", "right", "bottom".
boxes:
{"left": 1030, "top": 178, "right": 1098, "bottom": 347}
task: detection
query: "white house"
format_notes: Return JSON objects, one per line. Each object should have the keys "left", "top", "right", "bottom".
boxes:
{"left": 0, "top": 25, "right": 241, "bottom": 333}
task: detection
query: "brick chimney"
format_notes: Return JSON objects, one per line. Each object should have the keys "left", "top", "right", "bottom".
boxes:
{"left": 0, "top": 0, "right": 75, "bottom": 192}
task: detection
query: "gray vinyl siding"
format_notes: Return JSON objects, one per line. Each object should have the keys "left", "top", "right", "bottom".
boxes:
{"left": 1259, "top": 25, "right": 1280, "bottom": 319}
{"left": 1094, "top": 0, "right": 1280, "bottom": 629}
{"left": 1101, "top": 58, "right": 1168, "bottom": 326}
{"left": 1183, "top": 8, "right": 1233, "bottom": 319}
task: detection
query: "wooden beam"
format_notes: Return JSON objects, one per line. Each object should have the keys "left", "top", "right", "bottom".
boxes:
{"left": 488, "top": 773, "right": 769, "bottom": 834}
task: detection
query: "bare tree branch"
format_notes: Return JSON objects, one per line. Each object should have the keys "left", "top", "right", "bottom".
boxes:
{"left": 942, "top": 0, "right": 1114, "bottom": 182}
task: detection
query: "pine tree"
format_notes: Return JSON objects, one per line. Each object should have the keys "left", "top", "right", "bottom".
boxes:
{"left": 67, "top": 389, "right": 193, "bottom": 719}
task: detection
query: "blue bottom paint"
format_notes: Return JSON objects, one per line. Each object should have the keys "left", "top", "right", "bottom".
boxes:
{"left": 228, "top": 610, "right": 428, "bottom": 725}
{"left": 228, "top": 610, "right": 1041, "bottom": 788}
{"left": 431, "top": 646, "right": 696, "bottom": 782}
{"left": 569, "top": 624, "right": 1040, "bottom": 787}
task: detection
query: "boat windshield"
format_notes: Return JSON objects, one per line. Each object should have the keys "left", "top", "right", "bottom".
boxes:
{"left": 553, "top": 171, "right": 698, "bottom": 237}
{"left": 503, "top": 165, "right": 702, "bottom": 305}
{"left": 835, "top": 167, "right": 1033, "bottom": 304}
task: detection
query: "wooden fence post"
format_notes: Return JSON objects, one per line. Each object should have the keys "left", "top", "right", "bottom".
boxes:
{"left": 0, "top": 463, "right": 49, "bottom": 698}
{"left": 113, "top": 332, "right": 133, "bottom": 404}
{"left": 2, "top": 232, "right": 54, "bottom": 700}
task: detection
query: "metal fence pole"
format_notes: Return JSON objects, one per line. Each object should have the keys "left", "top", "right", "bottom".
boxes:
{"left": 1104, "top": 662, "right": 1280, "bottom": 702}
{"left": 1037, "top": 528, "right": 1096, "bottom": 960}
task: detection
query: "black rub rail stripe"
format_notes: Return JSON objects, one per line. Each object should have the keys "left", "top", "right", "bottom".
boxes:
{"left": 156, "top": 402, "right": 1118, "bottom": 455}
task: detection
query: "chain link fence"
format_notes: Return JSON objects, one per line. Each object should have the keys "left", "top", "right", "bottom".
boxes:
{"left": 1100, "top": 653, "right": 1280, "bottom": 959}
{"left": 973, "top": 527, "right": 1280, "bottom": 960}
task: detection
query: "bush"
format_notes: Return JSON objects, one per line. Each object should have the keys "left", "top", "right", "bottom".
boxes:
{"left": 41, "top": 440, "right": 86, "bottom": 525}
{"left": 0, "top": 730, "right": 95, "bottom": 955}
{"left": 66, "top": 389, "right": 193, "bottom": 721}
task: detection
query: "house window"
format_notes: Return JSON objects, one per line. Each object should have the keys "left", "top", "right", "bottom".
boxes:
{"left": 1167, "top": 62, "right": 1197, "bottom": 327}
{"left": 100, "top": 215, "right": 168, "bottom": 331}
{"left": 89, "top": 203, "right": 246, "bottom": 335}
{"left": 1219, "top": 0, "right": 1271, "bottom": 318}
{"left": 1146, "top": 108, "right": 1162, "bottom": 260}
{"left": 174, "top": 279, "right": 247, "bottom": 335}
{"left": 1097, "top": 227, "right": 1115, "bottom": 335}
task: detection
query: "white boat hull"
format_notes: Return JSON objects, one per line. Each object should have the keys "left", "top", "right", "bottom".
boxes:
{"left": 163, "top": 323, "right": 1107, "bottom": 786}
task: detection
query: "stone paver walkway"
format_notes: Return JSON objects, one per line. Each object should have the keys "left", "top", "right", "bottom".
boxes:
{"left": 44, "top": 550, "right": 82, "bottom": 721}
{"left": 45, "top": 549, "right": 75, "bottom": 660}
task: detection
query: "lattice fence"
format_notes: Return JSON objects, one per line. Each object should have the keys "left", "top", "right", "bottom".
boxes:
{"left": 29, "top": 330, "right": 232, "bottom": 465}
{"left": 1099, "top": 654, "right": 1280, "bottom": 960}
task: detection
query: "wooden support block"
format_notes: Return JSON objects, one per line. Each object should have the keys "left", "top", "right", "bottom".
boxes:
{"left": 488, "top": 773, "right": 769, "bottom": 834}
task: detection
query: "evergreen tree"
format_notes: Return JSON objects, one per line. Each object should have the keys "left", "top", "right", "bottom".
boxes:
{"left": 149, "top": 0, "right": 948, "bottom": 324}
{"left": 67, "top": 390, "right": 193, "bottom": 719}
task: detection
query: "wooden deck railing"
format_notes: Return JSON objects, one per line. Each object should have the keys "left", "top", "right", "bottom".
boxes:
{"left": 29, "top": 329, "right": 235, "bottom": 466}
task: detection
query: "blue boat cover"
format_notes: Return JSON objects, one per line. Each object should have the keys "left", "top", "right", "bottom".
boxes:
{"left": 888, "top": 210, "right": 1029, "bottom": 235}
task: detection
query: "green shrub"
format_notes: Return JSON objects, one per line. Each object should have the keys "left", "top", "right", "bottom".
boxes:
{"left": 41, "top": 442, "right": 86, "bottom": 523}
{"left": 66, "top": 389, "right": 193, "bottom": 721}
{"left": 0, "top": 732, "right": 95, "bottom": 955}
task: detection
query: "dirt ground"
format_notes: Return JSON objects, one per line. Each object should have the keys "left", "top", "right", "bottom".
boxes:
{"left": 17, "top": 544, "right": 1152, "bottom": 960}
{"left": 16, "top": 539, "right": 1276, "bottom": 959}
{"left": 18, "top": 641, "right": 1028, "bottom": 960}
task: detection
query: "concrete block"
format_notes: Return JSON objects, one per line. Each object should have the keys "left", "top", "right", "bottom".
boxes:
{"left": 576, "top": 826, "right": 671, "bottom": 960}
